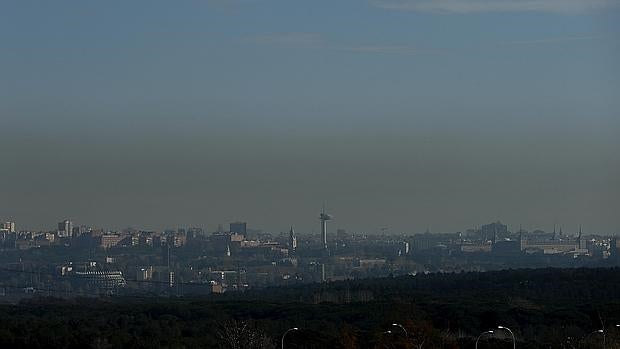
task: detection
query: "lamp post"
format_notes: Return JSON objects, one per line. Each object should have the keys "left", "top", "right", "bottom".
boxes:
{"left": 497, "top": 326, "right": 516, "bottom": 349}
{"left": 592, "top": 329, "right": 605, "bottom": 349}
{"left": 281, "top": 327, "right": 299, "bottom": 349}
{"left": 475, "top": 330, "right": 494, "bottom": 349}
{"left": 391, "top": 323, "right": 408, "bottom": 338}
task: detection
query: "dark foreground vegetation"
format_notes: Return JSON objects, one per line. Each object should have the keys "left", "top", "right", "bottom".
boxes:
{"left": 1, "top": 267, "right": 619, "bottom": 348}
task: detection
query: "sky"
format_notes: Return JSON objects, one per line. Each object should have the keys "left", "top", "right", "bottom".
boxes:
{"left": 1, "top": 0, "right": 619, "bottom": 234}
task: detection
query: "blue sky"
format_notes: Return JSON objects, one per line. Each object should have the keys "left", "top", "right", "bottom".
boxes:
{"left": 1, "top": 1, "right": 619, "bottom": 233}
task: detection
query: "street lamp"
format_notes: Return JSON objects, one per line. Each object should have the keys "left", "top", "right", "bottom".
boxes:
{"left": 591, "top": 329, "right": 605, "bottom": 349}
{"left": 475, "top": 330, "right": 494, "bottom": 349}
{"left": 497, "top": 326, "right": 516, "bottom": 349}
{"left": 281, "top": 327, "right": 299, "bottom": 349}
{"left": 391, "top": 323, "right": 408, "bottom": 338}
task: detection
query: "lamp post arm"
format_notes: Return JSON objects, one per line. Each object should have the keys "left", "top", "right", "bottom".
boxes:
{"left": 498, "top": 326, "right": 516, "bottom": 349}
{"left": 392, "top": 323, "right": 408, "bottom": 338}
{"left": 475, "top": 331, "right": 494, "bottom": 349}
{"left": 281, "top": 328, "right": 298, "bottom": 349}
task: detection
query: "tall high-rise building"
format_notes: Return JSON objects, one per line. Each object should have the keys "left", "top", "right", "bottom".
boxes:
{"left": 58, "top": 219, "right": 73, "bottom": 238}
{"left": 1, "top": 222, "right": 15, "bottom": 233}
{"left": 72, "top": 226, "right": 83, "bottom": 237}
{"left": 187, "top": 227, "right": 203, "bottom": 240}
{"left": 481, "top": 221, "right": 507, "bottom": 242}
{"left": 289, "top": 227, "right": 297, "bottom": 253}
{"left": 230, "top": 222, "right": 247, "bottom": 236}
{"left": 320, "top": 206, "right": 332, "bottom": 250}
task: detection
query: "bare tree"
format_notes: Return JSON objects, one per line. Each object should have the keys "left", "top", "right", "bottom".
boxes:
{"left": 216, "top": 319, "right": 275, "bottom": 349}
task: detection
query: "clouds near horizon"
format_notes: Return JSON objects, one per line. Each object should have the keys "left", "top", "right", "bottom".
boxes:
{"left": 372, "top": 0, "right": 620, "bottom": 13}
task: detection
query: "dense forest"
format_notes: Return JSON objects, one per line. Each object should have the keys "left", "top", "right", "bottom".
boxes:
{"left": 1, "top": 267, "right": 619, "bottom": 348}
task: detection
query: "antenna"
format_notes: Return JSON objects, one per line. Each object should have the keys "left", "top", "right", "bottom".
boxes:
{"left": 320, "top": 203, "right": 332, "bottom": 250}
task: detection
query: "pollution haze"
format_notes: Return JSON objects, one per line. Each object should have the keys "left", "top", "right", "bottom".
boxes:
{"left": 1, "top": 1, "right": 619, "bottom": 234}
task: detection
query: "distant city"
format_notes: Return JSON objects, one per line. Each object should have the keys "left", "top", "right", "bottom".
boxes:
{"left": 1, "top": 209, "right": 619, "bottom": 301}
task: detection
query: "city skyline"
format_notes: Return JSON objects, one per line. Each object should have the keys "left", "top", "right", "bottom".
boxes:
{"left": 1, "top": 213, "right": 613, "bottom": 236}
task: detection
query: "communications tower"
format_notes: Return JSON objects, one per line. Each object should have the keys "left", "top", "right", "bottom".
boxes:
{"left": 320, "top": 205, "right": 332, "bottom": 250}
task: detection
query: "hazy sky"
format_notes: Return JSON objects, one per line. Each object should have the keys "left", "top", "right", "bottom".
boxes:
{"left": 1, "top": 0, "right": 619, "bottom": 234}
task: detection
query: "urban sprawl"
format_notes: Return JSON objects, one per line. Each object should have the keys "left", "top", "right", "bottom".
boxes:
{"left": 0, "top": 211, "right": 618, "bottom": 301}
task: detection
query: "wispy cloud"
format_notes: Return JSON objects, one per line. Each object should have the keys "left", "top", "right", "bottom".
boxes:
{"left": 337, "top": 45, "right": 423, "bottom": 54}
{"left": 371, "top": 0, "right": 620, "bottom": 14}
{"left": 245, "top": 31, "right": 602, "bottom": 57}
{"left": 246, "top": 33, "right": 427, "bottom": 55}
{"left": 246, "top": 32, "right": 325, "bottom": 48}
{"left": 501, "top": 35, "right": 605, "bottom": 45}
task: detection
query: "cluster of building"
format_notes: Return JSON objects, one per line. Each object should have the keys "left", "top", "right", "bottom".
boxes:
{"left": 0, "top": 215, "right": 618, "bottom": 300}
{"left": 411, "top": 221, "right": 609, "bottom": 258}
